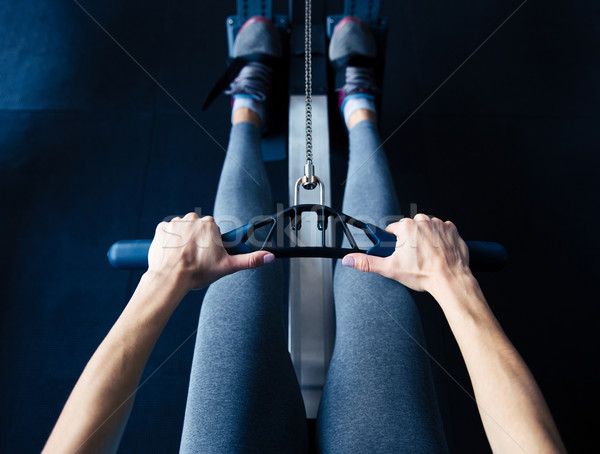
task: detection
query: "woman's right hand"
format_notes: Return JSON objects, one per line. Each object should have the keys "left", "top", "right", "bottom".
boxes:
{"left": 341, "top": 213, "right": 473, "bottom": 295}
{"left": 146, "top": 212, "right": 275, "bottom": 297}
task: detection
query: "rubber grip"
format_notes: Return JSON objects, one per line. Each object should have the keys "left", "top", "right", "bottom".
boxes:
{"left": 464, "top": 241, "right": 508, "bottom": 272}
{"left": 107, "top": 240, "right": 151, "bottom": 270}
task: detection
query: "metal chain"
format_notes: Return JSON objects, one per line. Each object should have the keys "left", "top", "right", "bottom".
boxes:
{"left": 297, "top": 0, "right": 319, "bottom": 192}
{"left": 304, "top": 0, "right": 312, "bottom": 164}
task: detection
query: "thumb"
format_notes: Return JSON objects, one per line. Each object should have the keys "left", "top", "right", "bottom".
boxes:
{"left": 342, "top": 253, "right": 387, "bottom": 276}
{"left": 227, "top": 251, "right": 276, "bottom": 272}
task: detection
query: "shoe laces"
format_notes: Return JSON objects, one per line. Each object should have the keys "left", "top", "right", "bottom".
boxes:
{"left": 341, "top": 66, "right": 379, "bottom": 96}
{"left": 225, "top": 62, "right": 272, "bottom": 102}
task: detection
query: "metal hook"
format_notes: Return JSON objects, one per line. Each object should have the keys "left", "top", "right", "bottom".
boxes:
{"left": 294, "top": 172, "right": 324, "bottom": 206}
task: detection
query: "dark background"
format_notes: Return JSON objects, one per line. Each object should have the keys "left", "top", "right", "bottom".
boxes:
{"left": 1, "top": 0, "right": 598, "bottom": 452}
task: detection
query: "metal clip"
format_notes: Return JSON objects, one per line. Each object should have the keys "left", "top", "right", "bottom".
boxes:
{"left": 301, "top": 161, "right": 318, "bottom": 189}
{"left": 292, "top": 178, "right": 325, "bottom": 231}
{"left": 294, "top": 173, "right": 324, "bottom": 206}
{"left": 293, "top": 161, "right": 325, "bottom": 231}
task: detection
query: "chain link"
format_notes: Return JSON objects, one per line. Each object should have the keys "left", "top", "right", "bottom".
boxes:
{"left": 304, "top": 0, "right": 313, "bottom": 164}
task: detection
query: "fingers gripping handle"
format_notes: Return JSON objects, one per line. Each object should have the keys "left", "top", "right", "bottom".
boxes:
{"left": 365, "top": 225, "right": 508, "bottom": 272}
{"left": 107, "top": 235, "right": 252, "bottom": 270}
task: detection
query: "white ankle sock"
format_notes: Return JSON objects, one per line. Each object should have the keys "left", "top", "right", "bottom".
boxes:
{"left": 342, "top": 93, "right": 376, "bottom": 128}
{"left": 231, "top": 95, "right": 265, "bottom": 125}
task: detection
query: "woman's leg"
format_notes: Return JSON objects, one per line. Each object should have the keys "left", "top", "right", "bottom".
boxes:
{"left": 317, "top": 118, "right": 448, "bottom": 453}
{"left": 179, "top": 124, "right": 307, "bottom": 451}
{"left": 181, "top": 16, "right": 307, "bottom": 453}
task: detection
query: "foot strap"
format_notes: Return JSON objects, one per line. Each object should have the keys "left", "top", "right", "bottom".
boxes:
{"left": 202, "top": 53, "right": 278, "bottom": 110}
{"left": 330, "top": 54, "right": 378, "bottom": 91}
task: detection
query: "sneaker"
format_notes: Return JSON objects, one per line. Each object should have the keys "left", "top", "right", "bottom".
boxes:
{"left": 227, "top": 16, "right": 282, "bottom": 101}
{"left": 328, "top": 17, "right": 379, "bottom": 109}
{"left": 203, "top": 16, "right": 281, "bottom": 110}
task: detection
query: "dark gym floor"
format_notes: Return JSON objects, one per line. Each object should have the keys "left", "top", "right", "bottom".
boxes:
{"left": 1, "top": 1, "right": 598, "bottom": 452}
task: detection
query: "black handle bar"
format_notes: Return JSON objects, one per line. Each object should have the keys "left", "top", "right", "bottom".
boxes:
{"left": 108, "top": 205, "right": 508, "bottom": 272}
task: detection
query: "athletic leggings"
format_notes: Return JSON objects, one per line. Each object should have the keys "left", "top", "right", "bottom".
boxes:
{"left": 179, "top": 121, "right": 449, "bottom": 453}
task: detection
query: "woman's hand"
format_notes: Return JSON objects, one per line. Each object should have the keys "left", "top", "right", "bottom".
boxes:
{"left": 147, "top": 212, "right": 274, "bottom": 294}
{"left": 342, "top": 213, "right": 472, "bottom": 294}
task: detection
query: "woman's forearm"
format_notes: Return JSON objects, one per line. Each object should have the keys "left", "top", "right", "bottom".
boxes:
{"left": 43, "top": 214, "right": 273, "bottom": 453}
{"left": 344, "top": 215, "right": 566, "bottom": 452}
{"left": 43, "top": 272, "right": 185, "bottom": 454}
{"left": 431, "top": 274, "right": 566, "bottom": 454}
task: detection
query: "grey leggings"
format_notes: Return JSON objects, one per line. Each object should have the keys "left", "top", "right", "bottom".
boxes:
{"left": 179, "top": 121, "right": 448, "bottom": 453}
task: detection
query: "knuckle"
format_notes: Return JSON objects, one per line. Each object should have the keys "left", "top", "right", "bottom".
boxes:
{"left": 357, "top": 258, "right": 370, "bottom": 273}
{"left": 247, "top": 255, "right": 258, "bottom": 269}
{"left": 184, "top": 212, "right": 199, "bottom": 220}
{"left": 198, "top": 217, "right": 215, "bottom": 230}
{"left": 401, "top": 218, "right": 415, "bottom": 229}
{"left": 445, "top": 220, "right": 458, "bottom": 232}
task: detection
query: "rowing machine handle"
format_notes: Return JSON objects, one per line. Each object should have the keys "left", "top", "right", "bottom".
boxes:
{"left": 365, "top": 225, "right": 508, "bottom": 272}
{"left": 107, "top": 235, "right": 507, "bottom": 272}
{"left": 107, "top": 240, "right": 152, "bottom": 270}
